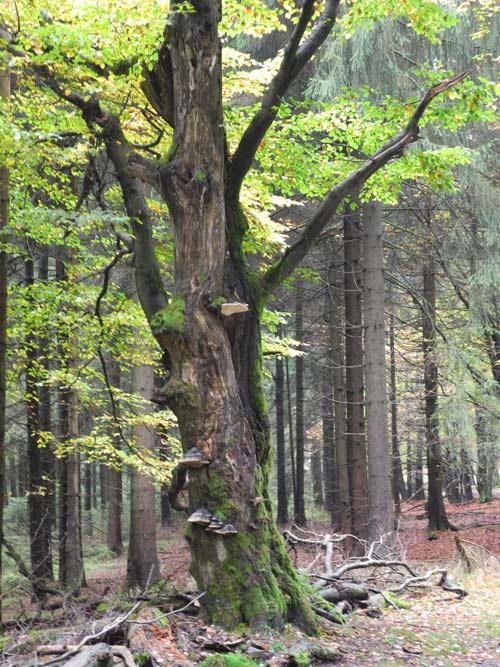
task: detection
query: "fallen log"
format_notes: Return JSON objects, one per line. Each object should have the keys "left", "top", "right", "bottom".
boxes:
{"left": 36, "top": 644, "right": 138, "bottom": 667}
{"left": 64, "top": 644, "right": 114, "bottom": 667}
{"left": 320, "top": 582, "right": 369, "bottom": 603}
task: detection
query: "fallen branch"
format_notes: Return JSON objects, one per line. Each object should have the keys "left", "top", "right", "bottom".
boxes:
{"left": 127, "top": 591, "right": 206, "bottom": 625}
{"left": 2, "top": 538, "right": 64, "bottom": 597}
{"left": 389, "top": 568, "right": 467, "bottom": 598}
{"left": 36, "top": 644, "right": 137, "bottom": 667}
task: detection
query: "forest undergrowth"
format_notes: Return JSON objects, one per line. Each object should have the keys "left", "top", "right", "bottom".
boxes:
{"left": 1, "top": 498, "right": 499, "bottom": 667}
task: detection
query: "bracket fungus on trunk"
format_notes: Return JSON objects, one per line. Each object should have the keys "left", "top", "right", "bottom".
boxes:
{"left": 213, "top": 523, "right": 238, "bottom": 536}
{"left": 181, "top": 447, "right": 210, "bottom": 469}
{"left": 187, "top": 508, "right": 213, "bottom": 526}
{"left": 219, "top": 302, "right": 249, "bottom": 317}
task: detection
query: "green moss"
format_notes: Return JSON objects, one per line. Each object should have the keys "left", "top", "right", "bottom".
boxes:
{"left": 151, "top": 296, "right": 186, "bottom": 335}
{"left": 291, "top": 651, "right": 311, "bottom": 667}
{"left": 194, "top": 170, "right": 207, "bottom": 183}
{"left": 96, "top": 601, "right": 110, "bottom": 615}
{"left": 162, "top": 378, "right": 197, "bottom": 406}
{"left": 133, "top": 652, "right": 153, "bottom": 667}
{"left": 383, "top": 591, "right": 412, "bottom": 609}
{"left": 209, "top": 296, "right": 226, "bottom": 311}
{"left": 200, "top": 655, "right": 259, "bottom": 667}
{"left": 206, "top": 474, "right": 237, "bottom": 519}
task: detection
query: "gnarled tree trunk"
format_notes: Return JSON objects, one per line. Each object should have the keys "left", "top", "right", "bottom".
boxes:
{"left": 56, "top": 0, "right": 462, "bottom": 629}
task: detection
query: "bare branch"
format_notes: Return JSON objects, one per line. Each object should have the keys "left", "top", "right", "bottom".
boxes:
{"left": 261, "top": 70, "right": 472, "bottom": 296}
{"left": 228, "top": 0, "right": 341, "bottom": 192}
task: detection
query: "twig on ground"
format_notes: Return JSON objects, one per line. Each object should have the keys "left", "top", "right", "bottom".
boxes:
{"left": 127, "top": 591, "right": 206, "bottom": 625}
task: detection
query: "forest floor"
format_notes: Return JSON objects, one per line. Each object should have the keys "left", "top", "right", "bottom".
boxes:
{"left": 2, "top": 498, "right": 500, "bottom": 666}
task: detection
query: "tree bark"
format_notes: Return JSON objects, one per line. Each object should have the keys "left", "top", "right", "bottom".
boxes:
{"left": 0, "top": 67, "right": 9, "bottom": 620}
{"left": 294, "top": 285, "right": 307, "bottom": 526}
{"left": 56, "top": 258, "right": 85, "bottom": 592}
{"left": 344, "top": 206, "right": 368, "bottom": 540}
{"left": 475, "top": 408, "right": 494, "bottom": 502}
{"left": 105, "top": 357, "right": 123, "bottom": 557}
{"left": 285, "top": 355, "right": 296, "bottom": 503}
{"left": 25, "top": 258, "right": 53, "bottom": 595}
{"left": 38, "top": 253, "right": 56, "bottom": 529}
{"left": 415, "top": 435, "right": 426, "bottom": 501}
{"left": 328, "top": 240, "right": 351, "bottom": 534}
{"left": 389, "top": 304, "right": 407, "bottom": 507}
{"left": 422, "top": 256, "right": 451, "bottom": 532}
{"left": 127, "top": 363, "right": 160, "bottom": 589}
{"left": 321, "top": 247, "right": 336, "bottom": 517}
{"left": 275, "top": 341, "right": 288, "bottom": 525}
{"left": 363, "top": 202, "right": 393, "bottom": 542}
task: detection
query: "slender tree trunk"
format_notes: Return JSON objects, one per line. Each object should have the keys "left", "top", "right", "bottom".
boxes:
{"left": 294, "top": 286, "right": 306, "bottom": 526}
{"left": 38, "top": 253, "right": 56, "bottom": 529}
{"left": 363, "top": 201, "right": 393, "bottom": 542}
{"left": 100, "top": 465, "right": 107, "bottom": 512}
{"left": 460, "top": 448, "right": 473, "bottom": 502}
{"left": 18, "top": 448, "right": 28, "bottom": 497}
{"left": 311, "top": 446, "right": 323, "bottom": 507}
{"left": 127, "top": 363, "right": 160, "bottom": 589}
{"left": 91, "top": 461, "right": 98, "bottom": 510}
{"left": 26, "top": 258, "right": 53, "bottom": 595}
{"left": 328, "top": 240, "right": 351, "bottom": 534}
{"left": 285, "top": 355, "right": 296, "bottom": 503}
{"left": 56, "top": 258, "right": 84, "bottom": 591}
{"left": 0, "top": 67, "right": 9, "bottom": 620}
{"left": 106, "top": 357, "right": 123, "bottom": 556}
{"left": 275, "top": 339, "right": 288, "bottom": 525}
{"left": 406, "top": 439, "right": 413, "bottom": 497}
{"left": 84, "top": 461, "right": 92, "bottom": 513}
{"left": 415, "top": 435, "right": 425, "bottom": 500}
{"left": 475, "top": 408, "right": 494, "bottom": 502}
{"left": 389, "top": 306, "right": 407, "bottom": 507}
{"left": 322, "top": 247, "right": 336, "bottom": 517}
{"left": 9, "top": 456, "right": 17, "bottom": 498}
{"left": 321, "top": 352, "right": 336, "bottom": 515}
{"left": 444, "top": 447, "right": 461, "bottom": 504}
{"left": 344, "top": 206, "right": 368, "bottom": 540}
{"left": 422, "top": 256, "right": 451, "bottom": 532}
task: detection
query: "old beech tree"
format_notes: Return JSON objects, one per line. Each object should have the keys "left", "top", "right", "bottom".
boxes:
{"left": 8, "top": 0, "right": 469, "bottom": 630}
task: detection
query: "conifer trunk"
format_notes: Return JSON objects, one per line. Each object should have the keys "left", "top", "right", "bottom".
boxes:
{"left": 275, "top": 346, "right": 288, "bottom": 525}
{"left": 127, "top": 363, "right": 160, "bottom": 588}
{"left": 106, "top": 357, "right": 123, "bottom": 556}
{"left": 422, "top": 256, "right": 451, "bottom": 532}
{"left": 26, "top": 258, "right": 53, "bottom": 594}
{"left": 344, "top": 207, "right": 368, "bottom": 540}
{"left": 389, "top": 306, "right": 407, "bottom": 506}
{"left": 363, "top": 202, "right": 393, "bottom": 542}
{"left": 56, "top": 258, "right": 85, "bottom": 592}
{"left": 328, "top": 241, "right": 351, "bottom": 533}
{"left": 294, "top": 286, "right": 307, "bottom": 526}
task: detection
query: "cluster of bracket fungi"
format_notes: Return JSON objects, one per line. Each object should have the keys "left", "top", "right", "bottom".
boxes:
{"left": 181, "top": 447, "right": 238, "bottom": 537}
{"left": 187, "top": 507, "right": 238, "bottom": 536}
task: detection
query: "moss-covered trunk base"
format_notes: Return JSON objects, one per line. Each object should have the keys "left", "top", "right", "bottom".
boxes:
{"left": 187, "top": 512, "right": 316, "bottom": 632}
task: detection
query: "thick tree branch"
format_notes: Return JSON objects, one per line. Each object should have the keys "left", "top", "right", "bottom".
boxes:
{"left": 228, "top": 0, "right": 341, "bottom": 193}
{"left": 260, "top": 70, "right": 472, "bottom": 297}
{"left": 39, "top": 76, "right": 167, "bottom": 323}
